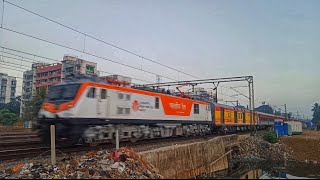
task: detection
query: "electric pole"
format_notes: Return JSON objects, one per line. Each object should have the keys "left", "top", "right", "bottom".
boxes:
{"left": 284, "top": 104, "right": 287, "bottom": 120}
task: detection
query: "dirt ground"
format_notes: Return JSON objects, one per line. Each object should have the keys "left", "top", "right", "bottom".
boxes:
{"left": 280, "top": 130, "right": 320, "bottom": 162}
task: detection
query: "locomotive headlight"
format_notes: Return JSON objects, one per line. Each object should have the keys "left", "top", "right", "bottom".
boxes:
{"left": 68, "top": 104, "right": 73, "bottom": 108}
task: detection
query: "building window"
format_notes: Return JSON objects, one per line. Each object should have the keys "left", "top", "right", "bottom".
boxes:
{"left": 155, "top": 97, "right": 159, "bottom": 109}
{"left": 10, "top": 92, "right": 15, "bottom": 97}
{"left": 11, "top": 87, "right": 15, "bottom": 92}
{"left": 1, "top": 80, "right": 7, "bottom": 86}
{"left": 86, "top": 65, "right": 95, "bottom": 74}
{"left": 66, "top": 67, "right": 74, "bottom": 73}
{"left": 126, "top": 94, "right": 131, "bottom": 101}
{"left": 87, "top": 87, "right": 96, "bottom": 98}
{"left": 11, "top": 81, "right": 16, "bottom": 86}
{"left": 101, "top": 89, "right": 107, "bottom": 99}
{"left": 118, "top": 93, "right": 124, "bottom": 100}
{"left": 125, "top": 108, "right": 130, "bottom": 114}
{"left": 194, "top": 104, "right": 199, "bottom": 114}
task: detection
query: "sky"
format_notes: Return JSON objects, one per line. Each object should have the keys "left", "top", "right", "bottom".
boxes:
{"left": 0, "top": 0, "right": 319, "bottom": 118}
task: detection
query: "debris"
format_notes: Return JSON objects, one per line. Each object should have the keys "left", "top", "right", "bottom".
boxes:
{"left": 11, "top": 164, "right": 24, "bottom": 174}
{"left": 0, "top": 147, "right": 163, "bottom": 179}
{"left": 233, "top": 135, "right": 293, "bottom": 163}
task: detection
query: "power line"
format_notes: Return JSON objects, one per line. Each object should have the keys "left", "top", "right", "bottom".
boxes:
{"left": 1, "top": 26, "right": 177, "bottom": 81}
{"left": 0, "top": 46, "right": 154, "bottom": 84}
{"left": 0, "top": 55, "right": 32, "bottom": 69}
{"left": 1, "top": 0, "right": 4, "bottom": 28}
{"left": 4, "top": 0, "right": 199, "bottom": 79}
{"left": 220, "top": 85, "right": 249, "bottom": 99}
{"left": 1, "top": 51, "right": 40, "bottom": 64}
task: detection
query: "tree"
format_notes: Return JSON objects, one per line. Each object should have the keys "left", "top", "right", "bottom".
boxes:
{"left": 255, "top": 105, "right": 274, "bottom": 114}
{"left": 5, "top": 96, "right": 21, "bottom": 115}
{"left": 0, "top": 109, "right": 19, "bottom": 126}
{"left": 0, "top": 96, "right": 21, "bottom": 116}
{"left": 21, "top": 87, "right": 47, "bottom": 129}
{"left": 312, "top": 103, "right": 320, "bottom": 124}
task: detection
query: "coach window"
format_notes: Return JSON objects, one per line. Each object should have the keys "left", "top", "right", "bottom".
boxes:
{"left": 194, "top": 104, "right": 199, "bottom": 114}
{"left": 155, "top": 97, "right": 159, "bottom": 109}
{"left": 101, "top": 89, "right": 107, "bottom": 99}
{"left": 87, "top": 87, "right": 96, "bottom": 98}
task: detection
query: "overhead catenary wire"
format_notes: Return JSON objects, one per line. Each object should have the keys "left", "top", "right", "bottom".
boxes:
{"left": 0, "top": 46, "right": 154, "bottom": 84}
{"left": 0, "top": 26, "right": 177, "bottom": 81}
{"left": 1, "top": 0, "right": 4, "bottom": 28}
{"left": 0, "top": 55, "right": 33, "bottom": 69}
{"left": 4, "top": 0, "right": 200, "bottom": 79}
{"left": 0, "top": 63, "right": 24, "bottom": 75}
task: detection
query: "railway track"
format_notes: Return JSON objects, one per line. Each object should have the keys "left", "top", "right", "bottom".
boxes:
{"left": 0, "top": 132, "right": 251, "bottom": 162}
{"left": 0, "top": 147, "right": 50, "bottom": 161}
{"left": 0, "top": 132, "right": 42, "bottom": 151}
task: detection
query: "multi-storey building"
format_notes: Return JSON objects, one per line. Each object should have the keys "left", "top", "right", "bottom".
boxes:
{"left": 62, "top": 55, "right": 98, "bottom": 79}
{"left": 34, "top": 63, "right": 62, "bottom": 93}
{"left": 22, "top": 70, "right": 34, "bottom": 101}
{"left": 21, "top": 63, "right": 50, "bottom": 116}
{"left": 0, "top": 73, "right": 17, "bottom": 104}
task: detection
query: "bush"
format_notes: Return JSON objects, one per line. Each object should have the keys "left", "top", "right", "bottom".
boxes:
{"left": 263, "top": 131, "right": 278, "bottom": 144}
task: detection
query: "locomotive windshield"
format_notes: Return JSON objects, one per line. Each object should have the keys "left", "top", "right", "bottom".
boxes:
{"left": 47, "top": 84, "right": 80, "bottom": 102}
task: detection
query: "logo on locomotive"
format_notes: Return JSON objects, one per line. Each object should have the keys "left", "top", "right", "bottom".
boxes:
{"left": 132, "top": 100, "right": 140, "bottom": 112}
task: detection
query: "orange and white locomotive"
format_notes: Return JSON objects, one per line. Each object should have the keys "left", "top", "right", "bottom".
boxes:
{"left": 37, "top": 77, "right": 284, "bottom": 145}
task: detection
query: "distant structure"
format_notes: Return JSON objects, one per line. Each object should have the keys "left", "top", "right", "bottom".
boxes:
{"left": 34, "top": 63, "right": 63, "bottom": 93}
{"left": 0, "top": 73, "right": 17, "bottom": 104}
{"left": 62, "top": 55, "right": 98, "bottom": 79}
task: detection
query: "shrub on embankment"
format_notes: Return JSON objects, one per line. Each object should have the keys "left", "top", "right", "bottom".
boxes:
{"left": 263, "top": 131, "right": 278, "bottom": 144}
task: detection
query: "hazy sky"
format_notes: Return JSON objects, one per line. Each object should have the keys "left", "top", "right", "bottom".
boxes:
{"left": 0, "top": 0, "right": 319, "bottom": 118}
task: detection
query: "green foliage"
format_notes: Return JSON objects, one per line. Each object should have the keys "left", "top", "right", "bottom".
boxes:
{"left": 21, "top": 87, "right": 47, "bottom": 129}
{"left": 0, "top": 96, "right": 21, "bottom": 115}
{"left": 312, "top": 103, "right": 320, "bottom": 124}
{"left": 0, "top": 109, "right": 19, "bottom": 126}
{"left": 263, "top": 131, "right": 278, "bottom": 144}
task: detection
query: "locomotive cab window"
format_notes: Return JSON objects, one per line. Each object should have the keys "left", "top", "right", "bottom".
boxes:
{"left": 194, "top": 104, "right": 199, "bottom": 114}
{"left": 87, "top": 87, "right": 96, "bottom": 98}
{"left": 101, "top": 89, "right": 107, "bottom": 99}
{"left": 155, "top": 97, "right": 159, "bottom": 109}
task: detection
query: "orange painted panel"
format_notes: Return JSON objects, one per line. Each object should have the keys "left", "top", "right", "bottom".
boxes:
{"left": 215, "top": 107, "right": 221, "bottom": 124}
{"left": 245, "top": 112, "right": 251, "bottom": 124}
{"left": 237, "top": 112, "right": 243, "bottom": 124}
{"left": 160, "top": 96, "right": 193, "bottom": 116}
{"left": 224, "top": 109, "right": 234, "bottom": 124}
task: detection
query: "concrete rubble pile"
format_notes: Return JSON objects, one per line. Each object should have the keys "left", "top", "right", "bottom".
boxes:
{"left": 0, "top": 147, "right": 163, "bottom": 179}
{"left": 234, "top": 136, "right": 293, "bottom": 162}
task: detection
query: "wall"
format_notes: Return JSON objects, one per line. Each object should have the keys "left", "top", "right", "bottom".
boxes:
{"left": 140, "top": 135, "right": 245, "bottom": 179}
